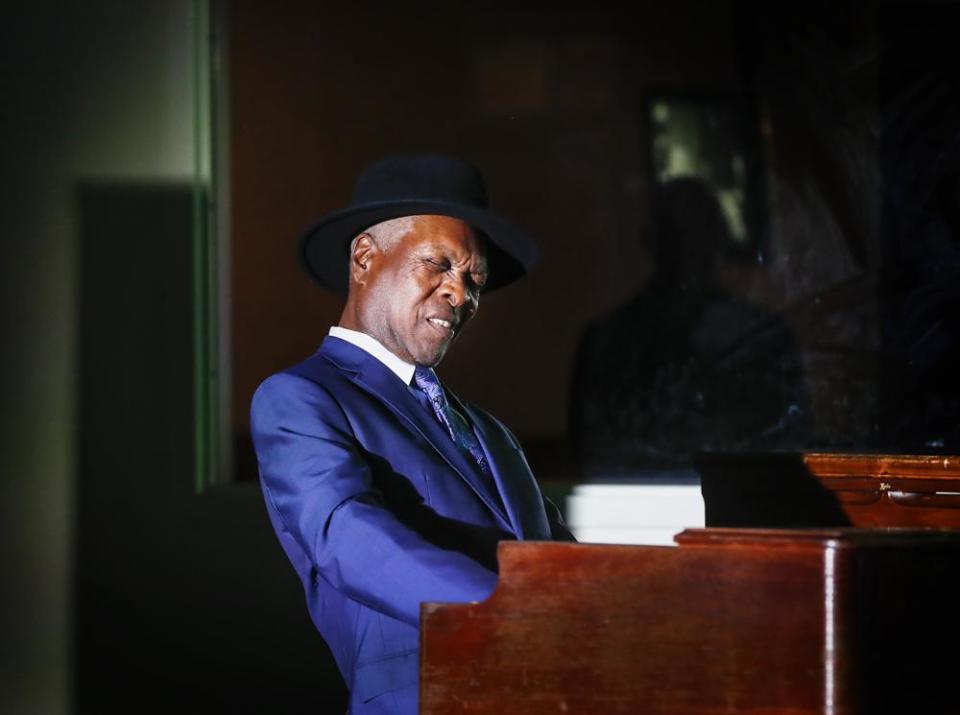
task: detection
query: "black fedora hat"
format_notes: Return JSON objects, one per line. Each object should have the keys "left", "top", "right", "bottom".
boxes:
{"left": 298, "top": 154, "right": 538, "bottom": 293}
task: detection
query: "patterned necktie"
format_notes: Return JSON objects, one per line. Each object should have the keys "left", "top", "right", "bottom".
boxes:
{"left": 413, "top": 366, "right": 492, "bottom": 477}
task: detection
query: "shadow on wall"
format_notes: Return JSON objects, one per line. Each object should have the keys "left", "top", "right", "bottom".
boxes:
{"left": 75, "top": 182, "right": 346, "bottom": 713}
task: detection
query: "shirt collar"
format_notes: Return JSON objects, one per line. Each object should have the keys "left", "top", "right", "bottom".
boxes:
{"left": 328, "top": 326, "right": 416, "bottom": 385}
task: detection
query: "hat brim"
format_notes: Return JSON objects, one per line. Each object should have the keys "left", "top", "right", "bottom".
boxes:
{"left": 298, "top": 200, "right": 538, "bottom": 294}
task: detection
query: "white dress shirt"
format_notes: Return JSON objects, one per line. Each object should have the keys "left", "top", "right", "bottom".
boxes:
{"left": 328, "top": 326, "right": 416, "bottom": 385}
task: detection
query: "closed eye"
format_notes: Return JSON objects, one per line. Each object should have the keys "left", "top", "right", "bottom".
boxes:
{"left": 424, "top": 258, "right": 451, "bottom": 271}
{"left": 423, "top": 256, "right": 485, "bottom": 294}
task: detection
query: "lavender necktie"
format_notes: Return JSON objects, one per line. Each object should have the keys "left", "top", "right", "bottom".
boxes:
{"left": 413, "top": 366, "right": 492, "bottom": 477}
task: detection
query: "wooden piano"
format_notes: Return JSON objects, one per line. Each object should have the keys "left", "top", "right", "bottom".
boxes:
{"left": 420, "top": 454, "right": 960, "bottom": 714}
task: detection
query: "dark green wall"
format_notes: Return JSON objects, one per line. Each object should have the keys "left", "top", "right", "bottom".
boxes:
{"left": 74, "top": 183, "right": 346, "bottom": 712}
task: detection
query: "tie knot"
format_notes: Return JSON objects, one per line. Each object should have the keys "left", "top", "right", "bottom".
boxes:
{"left": 413, "top": 366, "right": 444, "bottom": 400}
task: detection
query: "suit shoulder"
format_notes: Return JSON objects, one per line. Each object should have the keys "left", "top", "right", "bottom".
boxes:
{"left": 254, "top": 352, "right": 346, "bottom": 396}
{"left": 250, "top": 353, "right": 351, "bottom": 424}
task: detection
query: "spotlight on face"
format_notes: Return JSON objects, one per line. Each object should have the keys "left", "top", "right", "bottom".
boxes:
{"left": 354, "top": 214, "right": 488, "bottom": 367}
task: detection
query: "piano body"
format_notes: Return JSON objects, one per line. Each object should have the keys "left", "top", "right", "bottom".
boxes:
{"left": 420, "top": 454, "right": 960, "bottom": 714}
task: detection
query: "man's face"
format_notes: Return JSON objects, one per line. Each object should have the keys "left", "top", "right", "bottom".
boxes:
{"left": 360, "top": 215, "right": 487, "bottom": 367}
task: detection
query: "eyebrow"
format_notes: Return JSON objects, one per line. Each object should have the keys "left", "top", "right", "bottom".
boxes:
{"left": 418, "top": 244, "right": 488, "bottom": 270}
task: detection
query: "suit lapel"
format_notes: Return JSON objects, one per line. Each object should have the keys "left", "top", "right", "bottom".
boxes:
{"left": 317, "top": 337, "right": 512, "bottom": 530}
{"left": 463, "top": 403, "right": 552, "bottom": 540}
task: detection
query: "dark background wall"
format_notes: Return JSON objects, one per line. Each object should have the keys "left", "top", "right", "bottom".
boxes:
{"left": 229, "top": 0, "right": 960, "bottom": 481}
{"left": 1, "top": 1, "right": 957, "bottom": 713}
{"left": 228, "top": 0, "right": 747, "bottom": 444}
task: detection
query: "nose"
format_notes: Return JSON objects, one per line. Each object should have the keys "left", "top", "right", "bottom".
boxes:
{"left": 440, "top": 272, "right": 478, "bottom": 312}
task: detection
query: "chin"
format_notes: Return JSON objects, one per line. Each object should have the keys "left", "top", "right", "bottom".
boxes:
{"left": 415, "top": 344, "right": 450, "bottom": 368}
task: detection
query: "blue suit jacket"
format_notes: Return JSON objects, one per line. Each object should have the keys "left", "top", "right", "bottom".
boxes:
{"left": 251, "top": 336, "right": 573, "bottom": 714}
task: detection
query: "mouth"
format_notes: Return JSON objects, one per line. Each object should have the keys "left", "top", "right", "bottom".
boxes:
{"left": 426, "top": 316, "right": 457, "bottom": 336}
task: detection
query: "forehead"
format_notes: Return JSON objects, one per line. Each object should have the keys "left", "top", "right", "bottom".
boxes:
{"left": 400, "top": 215, "right": 486, "bottom": 260}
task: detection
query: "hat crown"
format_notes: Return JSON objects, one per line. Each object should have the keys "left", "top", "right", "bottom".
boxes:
{"left": 299, "top": 153, "right": 535, "bottom": 293}
{"left": 351, "top": 155, "right": 489, "bottom": 208}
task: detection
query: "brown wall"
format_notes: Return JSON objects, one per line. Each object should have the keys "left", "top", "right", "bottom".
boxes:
{"left": 228, "top": 1, "right": 747, "bottom": 440}
{"left": 230, "top": 2, "right": 960, "bottom": 466}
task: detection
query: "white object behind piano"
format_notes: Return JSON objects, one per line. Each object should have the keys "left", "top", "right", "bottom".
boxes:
{"left": 565, "top": 483, "right": 705, "bottom": 546}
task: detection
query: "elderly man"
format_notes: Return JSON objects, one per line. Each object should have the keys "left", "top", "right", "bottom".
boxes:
{"left": 251, "top": 155, "right": 573, "bottom": 715}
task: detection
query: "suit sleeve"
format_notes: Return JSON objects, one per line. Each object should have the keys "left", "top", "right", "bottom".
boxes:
{"left": 250, "top": 372, "right": 498, "bottom": 628}
{"left": 493, "top": 410, "right": 578, "bottom": 543}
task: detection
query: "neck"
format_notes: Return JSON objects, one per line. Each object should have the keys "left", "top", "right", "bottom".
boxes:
{"left": 338, "top": 295, "right": 362, "bottom": 332}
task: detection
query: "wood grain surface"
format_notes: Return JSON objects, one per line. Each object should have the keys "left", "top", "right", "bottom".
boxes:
{"left": 421, "top": 530, "right": 960, "bottom": 714}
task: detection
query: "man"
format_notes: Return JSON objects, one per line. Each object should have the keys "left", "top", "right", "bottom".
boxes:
{"left": 251, "top": 155, "right": 574, "bottom": 715}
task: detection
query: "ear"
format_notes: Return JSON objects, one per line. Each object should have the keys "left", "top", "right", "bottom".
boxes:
{"left": 349, "top": 233, "right": 378, "bottom": 286}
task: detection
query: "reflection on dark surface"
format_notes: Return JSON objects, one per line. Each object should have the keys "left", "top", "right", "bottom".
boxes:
{"left": 647, "top": 95, "right": 766, "bottom": 256}
{"left": 752, "top": 3, "right": 960, "bottom": 454}
{"left": 572, "top": 178, "right": 809, "bottom": 477}
{"left": 877, "top": 4, "right": 960, "bottom": 451}
{"left": 572, "top": 5, "right": 960, "bottom": 479}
